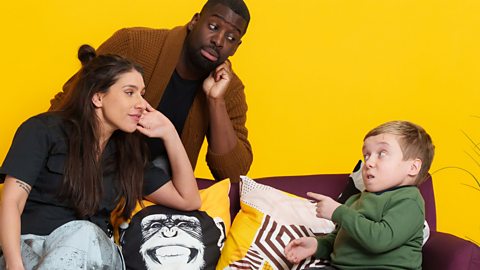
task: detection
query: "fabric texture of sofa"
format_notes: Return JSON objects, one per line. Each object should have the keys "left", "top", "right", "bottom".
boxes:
{"left": 197, "top": 173, "right": 480, "bottom": 270}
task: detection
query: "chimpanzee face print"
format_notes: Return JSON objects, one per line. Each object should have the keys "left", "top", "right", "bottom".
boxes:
{"left": 139, "top": 214, "right": 205, "bottom": 270}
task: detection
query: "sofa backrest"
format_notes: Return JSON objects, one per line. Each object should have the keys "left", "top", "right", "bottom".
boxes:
{"left": 197, "top": 173, "right": 437, "bottom": 231}
{"left": 418, "top": 175, "right": 436, "bottom": 231}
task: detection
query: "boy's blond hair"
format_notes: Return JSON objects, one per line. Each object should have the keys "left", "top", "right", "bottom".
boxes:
{"left": 364, "top": 121, "right": 435, "bottom": 185}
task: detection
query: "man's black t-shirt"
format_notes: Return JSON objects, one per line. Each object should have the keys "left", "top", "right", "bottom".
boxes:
{"left": 147, "top": 70, "right": 201, "bottom": 172}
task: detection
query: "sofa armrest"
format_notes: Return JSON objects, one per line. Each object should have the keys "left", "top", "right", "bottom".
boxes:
{"left": 423, "top": 231, "right": 480, "bottom": 270}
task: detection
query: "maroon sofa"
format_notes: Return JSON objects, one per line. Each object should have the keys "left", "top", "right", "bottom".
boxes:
{"left": 197, "top": 174, "right": 480, "bottom": 270}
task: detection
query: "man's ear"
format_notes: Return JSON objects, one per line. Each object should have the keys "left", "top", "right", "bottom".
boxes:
{"left": 230, "top": 40, "right": 242, "bottom": 56}
{"left": 408, "top": 159, "right": 422, "bottom": 177}
{"left": 92, "top": 93, "right": 103, "bottom": 108}
{"left": 188, "top": 13, "right": 200, "bottom": 31}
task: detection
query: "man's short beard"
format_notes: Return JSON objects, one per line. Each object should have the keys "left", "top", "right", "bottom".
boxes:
{"left": 186, "top": 44, "right": 220, "bottom": 74}
{"left": 190, "top": 51, "right": 219, "bottom": 74}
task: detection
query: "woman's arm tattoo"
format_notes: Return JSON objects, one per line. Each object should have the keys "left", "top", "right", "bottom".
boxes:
{"left": 16, "top": 180, "right": 31, "bottom": 194}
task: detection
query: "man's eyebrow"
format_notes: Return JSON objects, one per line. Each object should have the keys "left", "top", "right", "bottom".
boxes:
{"left": 211, "top": 14, "right": 243, "bottom": 35}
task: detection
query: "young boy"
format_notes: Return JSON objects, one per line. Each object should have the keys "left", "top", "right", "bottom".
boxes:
{"left": 285, "top": 121, "right": 435, "bottom": 270}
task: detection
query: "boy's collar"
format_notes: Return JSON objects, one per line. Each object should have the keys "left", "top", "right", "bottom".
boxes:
{"left": 369, "top": 185, "right": 416, "bottom": 195}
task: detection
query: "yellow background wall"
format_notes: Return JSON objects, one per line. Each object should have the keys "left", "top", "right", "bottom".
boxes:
{"left": 1, "top": 0, "right": 479, "bottom": 244}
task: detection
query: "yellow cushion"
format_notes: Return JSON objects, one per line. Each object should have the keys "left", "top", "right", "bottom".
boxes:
{"left": 199, "top": 179, "right": 232, "bottom": 233}
{"left": 216, "top": 176, "right": 334, "bottom": 270}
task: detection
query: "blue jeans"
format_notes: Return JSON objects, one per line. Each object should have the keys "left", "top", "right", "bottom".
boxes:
{"left": 0, "top": 220, "right": 124, "bottom": 270}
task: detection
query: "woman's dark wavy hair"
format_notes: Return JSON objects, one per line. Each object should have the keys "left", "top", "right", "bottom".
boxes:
{"left": 55, "top": 44, "right": 147, "bottom": 219}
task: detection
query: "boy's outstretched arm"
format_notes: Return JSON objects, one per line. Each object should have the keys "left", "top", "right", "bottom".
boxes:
{"left": 284, "top": 237, "right": 318, "bottom": 264}
{"left": 331, "top": 197, "right": 424, "bottom": 253}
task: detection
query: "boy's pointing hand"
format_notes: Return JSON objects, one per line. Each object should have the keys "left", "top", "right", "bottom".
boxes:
{"left": 307, "top": 192, "right": 341, "bottom": 220}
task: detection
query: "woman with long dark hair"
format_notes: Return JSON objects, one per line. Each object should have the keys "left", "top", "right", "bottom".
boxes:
{"left": 0, "top": 45, "right": 200, "bottom": 269}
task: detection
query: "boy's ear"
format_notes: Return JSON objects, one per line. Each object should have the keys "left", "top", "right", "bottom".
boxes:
{"left": 92, "top": 93, "right": 103, "bottom": 108}
{"left": 408, "top": 159, "right": 422, "bottom": 176}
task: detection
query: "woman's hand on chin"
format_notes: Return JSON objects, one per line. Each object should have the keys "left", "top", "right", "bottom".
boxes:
{"left": 136, "top": 103, "right": 176, "bottom": 139}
